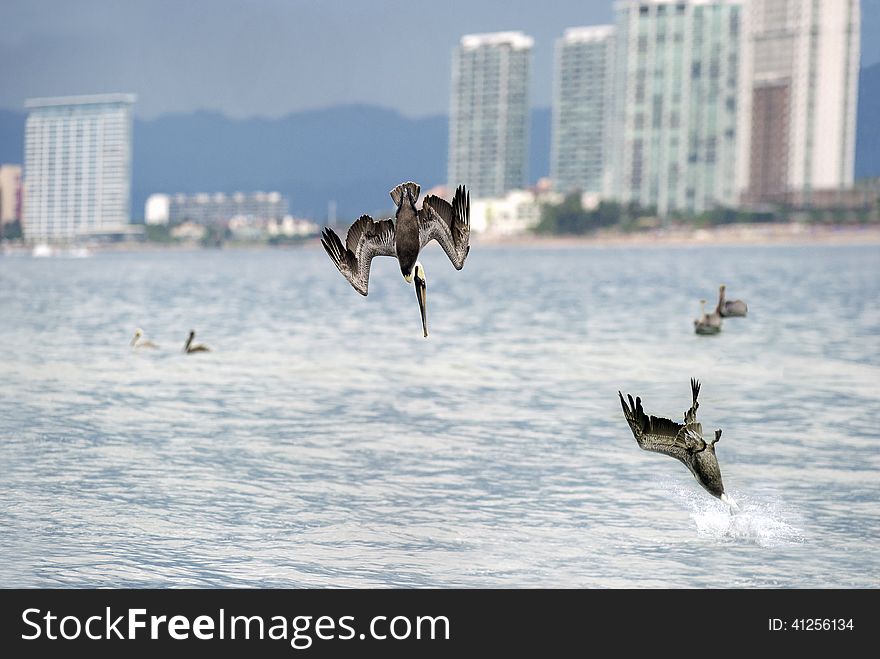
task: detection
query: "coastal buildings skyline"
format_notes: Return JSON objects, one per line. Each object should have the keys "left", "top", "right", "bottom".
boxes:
{"left": 2, "top": 1, "right": 870, "bottom": 241}
{"left": 145, "top": 191, "right": 289, "bottom": 227}
{"left": 23, "top": 94, "right": 135, "bottom": 242}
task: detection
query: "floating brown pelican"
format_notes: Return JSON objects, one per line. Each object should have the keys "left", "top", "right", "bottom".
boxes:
{"left": 184, "top": 330, "right": 210, "bottom": 353}
{"left": 321, "top": 181, "right": 470, "bottom": 337}
{"left": 130, "top": 328, "right": 159, "bottom": 349}
{"left": 694, "top": 299, "right": 722, "bottom": 335}
{"left": 619, "top": 379, "right": 738, "bottom": 511}
{"left": 717, "top": 284, "right": 748, "bottom": 317}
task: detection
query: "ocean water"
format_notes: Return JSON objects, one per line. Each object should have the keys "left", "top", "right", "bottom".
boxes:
{"left": 0, "top": 243, "right": 878, "bottom": 588}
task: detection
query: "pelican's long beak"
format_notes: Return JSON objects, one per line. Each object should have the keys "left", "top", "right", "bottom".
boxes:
{"left": 720, "top": 492, "right": 740, "bottom": 514}
{"left": 414, "top": 262, "right": 428, "bottom": 338}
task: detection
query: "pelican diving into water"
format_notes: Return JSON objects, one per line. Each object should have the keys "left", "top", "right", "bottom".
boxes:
{"left": 717, "top": 284, "right": 748, "bottom": 317}
{"left": 184, "top": 330, "right": 210, "bottom": 353}
{"left": 619, "top": 379, "right": 738, "bottom": 512}
{"left": 130, "top": 328, "right": 159, "bottom": 349}
{"left": 321, "top": 181, "right": 470, "bottom": 337}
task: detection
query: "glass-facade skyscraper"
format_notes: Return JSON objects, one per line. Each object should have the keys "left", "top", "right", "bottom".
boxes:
{"left": 448, "top": 32, "right": 533, "bottom": 199}
{"left": 551, "top": 25, "right": 616, "bottom": 195}
{"left": 607, "top": 0, "right": 742, "bottom": 216}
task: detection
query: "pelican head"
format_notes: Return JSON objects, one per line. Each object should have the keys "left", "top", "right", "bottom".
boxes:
{"left": 687, "top": 428, "right": 737, "bottom": 511}
{"left": 689, "top": 440, "right": 725, "bottom": 499}
{"left": 184, "top": 330, "right": 195, "bottom": 352}
{"left": 413, "top": 261, "right": 428, "bottom": 338}
{"left": 720, "top": 492, "right": 740, "bottom": 513}
{"left": 131, "top": 327, "right": 144, "bottom": 346}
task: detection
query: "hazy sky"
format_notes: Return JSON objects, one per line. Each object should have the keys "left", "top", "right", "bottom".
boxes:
{"left": 1, "top": 0, "right": 877, "bottom": 119}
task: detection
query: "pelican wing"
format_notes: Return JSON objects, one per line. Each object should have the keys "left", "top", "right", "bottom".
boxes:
{"left": 418, "top": 185, "right": 470, "bottom": 269}
{"left": 619, "top": 392, "right": 706, "bottom": 463}
{"left": 321, "top": 215, "right": 396, "bottom": 296}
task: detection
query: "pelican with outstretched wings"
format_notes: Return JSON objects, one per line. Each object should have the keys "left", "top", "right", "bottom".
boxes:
{"left": 619, "top": 379, "right": 738, "bottom": 511}
{"left": 321, "top": 181, "right": 470, "bottom": 337}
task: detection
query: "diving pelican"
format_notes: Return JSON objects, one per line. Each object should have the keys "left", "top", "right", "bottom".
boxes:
{"left": 184, "top": 330, "right": 210, "bottom": 353}
{"left": 694, "top": 299, "right": 722, "bottom": 335}
{"left": 619, "top": 379, "right": 738, "bottom": 511}
{"left": 321, "top": 181, "right": 470, "bottom": 338}
{"left": 130, "top": 328, "right": 159, "bottom": 349}
{"left": 717, "top": 284, "right": 748, "bottom": 317}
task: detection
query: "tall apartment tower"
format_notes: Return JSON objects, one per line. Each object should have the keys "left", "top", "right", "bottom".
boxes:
{"left": 552, "top": 26, "right": 616, "bottom": 195}
{"left": 608, "top": 0, "right": 743, "bottom": 216}
{"left": 737, "top": 0, "right": 860, "bottom": 205}
{"left": 23, "top": 94, "right": 135, "bottom": 242}
{"left": 448, "top": 32, "right": 533, "bottom": 199}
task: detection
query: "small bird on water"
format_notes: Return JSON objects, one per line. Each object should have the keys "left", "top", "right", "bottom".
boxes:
{"left": 184, "top": 330, "right": 210, "bottom": 354}
{"left": 130, "top": 328, "right": 159, "bottom": 349}
{"left": 619, "top": 379, "right": 738, "bottom": 512}
{"left": 321, "top": 181, "right": 471, "bottom": 337}
{"left": 717, "top": 284, "right": 748, "bottom": 318}
{"left": 694, "top": 298, "right": 722, "bottom": 335}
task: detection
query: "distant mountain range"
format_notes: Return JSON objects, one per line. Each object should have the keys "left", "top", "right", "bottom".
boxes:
{"left": 0, "top": 63, "right": 876, "bottom": 220}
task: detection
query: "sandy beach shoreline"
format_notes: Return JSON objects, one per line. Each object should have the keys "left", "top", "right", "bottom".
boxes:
{"left": 471, "top": 223, "right": 880, "bottom": 248}
{"left": 3, "top": 222, "right": 879, "bottom": 255}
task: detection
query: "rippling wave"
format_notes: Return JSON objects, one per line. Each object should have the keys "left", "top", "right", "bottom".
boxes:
{"left": 1, "top": 244, "right": 878, "bottom": 587}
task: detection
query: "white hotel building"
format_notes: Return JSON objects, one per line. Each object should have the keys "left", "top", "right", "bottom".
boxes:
{"left": 23, "top": 94, "right": 135, "bottom": 242}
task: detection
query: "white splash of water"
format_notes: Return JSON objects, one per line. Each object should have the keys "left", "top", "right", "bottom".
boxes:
{"left": 665, "top": 481, "right": 806, "bottom": 547}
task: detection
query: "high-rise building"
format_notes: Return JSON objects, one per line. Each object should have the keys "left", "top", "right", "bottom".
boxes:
{"left": 737, "top": 0, "right": 860, "bottom": 205}
{"left": 551, "top": 26, "right": 616, "bottom": 195}
{"left": 608, "top": 0, "right": 743, "bottom": 216}
{"left": 23, "top": 94, "right": 135, "bottom": 242}
{"left": 448, "top": 31, "right": 533, "bottom": 199}
{"left": 0, "top": 164, "right": 22, "bottom": 225}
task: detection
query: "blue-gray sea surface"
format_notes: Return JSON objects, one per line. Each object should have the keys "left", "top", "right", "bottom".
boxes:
{"left": 1, "top": 243, "right": 878, "bottom": 587}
